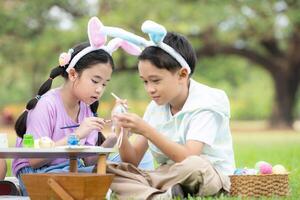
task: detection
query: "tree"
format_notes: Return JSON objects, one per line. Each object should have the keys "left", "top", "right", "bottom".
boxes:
{"left": 100, "top": 0, "right": 300, "bottom": 129}
{"left": 192, "top": 0, "right": 300, "bottom": 128}
{"left": 1, "top": 0, "right": 299, "bottom": 128}
{"left": 0, "top": 0, "right": 90, "bottom": 101}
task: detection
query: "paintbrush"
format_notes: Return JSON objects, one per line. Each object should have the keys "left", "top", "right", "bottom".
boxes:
{"left": 60, "top": 119, "right": 111, "bottom": 129}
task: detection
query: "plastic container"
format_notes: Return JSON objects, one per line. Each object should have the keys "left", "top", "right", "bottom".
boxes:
{"left": 23, "top": 134, "right": 34, "bottom": 148}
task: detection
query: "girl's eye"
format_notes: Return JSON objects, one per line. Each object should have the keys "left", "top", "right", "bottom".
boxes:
{"left": 92, "top": 79, "right": 99, "bottom": 84}
{"left": 152, "top": 79, "right": 160, "bottom": 83}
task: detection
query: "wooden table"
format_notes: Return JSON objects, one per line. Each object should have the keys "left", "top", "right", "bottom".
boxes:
{"left": 0, "top": 146, "right": 114, "bottom": 174}
{"left": 0, "top": 147, "right": 115, "bottom": 199}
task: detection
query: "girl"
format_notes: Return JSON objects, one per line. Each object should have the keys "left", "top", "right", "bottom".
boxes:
{"left": 12, "top": 17, "right": 154, "bottom": 196}
{"left": 108, "top": 20, "right": 235, "bottom": 199}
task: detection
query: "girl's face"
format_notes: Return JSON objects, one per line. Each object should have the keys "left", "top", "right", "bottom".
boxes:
{"left": 72, "top": 63, "right": 112, "bottom": 105}
{"left": 138, "top": 60, "right": 186, "bottom": 105}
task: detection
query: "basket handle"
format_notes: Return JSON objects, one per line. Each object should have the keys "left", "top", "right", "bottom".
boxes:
{"left": 47, "top": 178, "right": 74, "bottom": 200}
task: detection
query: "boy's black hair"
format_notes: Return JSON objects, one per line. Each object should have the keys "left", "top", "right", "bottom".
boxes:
{"left": 15, "top": 42, "right": 114, "bottom": 145}
{"left": 138, "top": 32, "right": 196, "bottom": 75}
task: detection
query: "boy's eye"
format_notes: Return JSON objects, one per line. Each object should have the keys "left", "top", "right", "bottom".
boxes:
{"left": 91, "top": 79, "right": 99, "bottom": 84}
{"left": 102, "top": 83, "right": 107, "bottom": 87}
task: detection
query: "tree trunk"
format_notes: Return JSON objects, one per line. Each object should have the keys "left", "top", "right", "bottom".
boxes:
{"left": 270, "top": 69, "right": 300, "bottom": 129}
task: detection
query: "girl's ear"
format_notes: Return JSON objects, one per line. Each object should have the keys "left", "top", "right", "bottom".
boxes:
{"left": 141, "top": 20, "right": 167, "bottom": 44}
{"left": 106, "top": 38, "right": 142, "bottom": 56}
{"left": 68, "top": 68, "right": 78, "bottom": 81}
{"left": 88, "top": 17, "right": 106, "bottom": 48}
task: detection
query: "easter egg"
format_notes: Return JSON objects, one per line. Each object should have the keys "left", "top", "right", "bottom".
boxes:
{"left": 39, "top": 136, "right": 54, "bottom": 148}
{"left": 255, "top": 161, "right": 269, "bottom": 171}
{"left": 259, "top": 163, "right": 273, "bottom": 174}
{"left": 272, "top": 164, "right": 287, "bottom": 174}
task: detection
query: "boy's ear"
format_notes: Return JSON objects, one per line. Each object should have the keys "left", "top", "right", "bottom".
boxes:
{"left": 178, "top": 68, "right": 189, "bottom": 79}
{"left": 68, "top": 68, "right": 78, "bottom": 81}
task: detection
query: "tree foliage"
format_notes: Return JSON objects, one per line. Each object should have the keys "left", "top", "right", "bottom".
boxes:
{"left": 0, "top": 0, "right": 299, "bottom": 128}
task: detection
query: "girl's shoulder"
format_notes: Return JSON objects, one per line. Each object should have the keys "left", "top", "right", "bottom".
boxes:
{"left": 35, "top": 88, "right": 62, "bottom": 111}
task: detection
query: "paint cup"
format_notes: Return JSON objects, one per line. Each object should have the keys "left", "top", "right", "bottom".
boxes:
{"left": 23, "top": 134, "right": 34, "bottom": 148}
{"left": 67, "top": 134, "right": 79, "bottom": 146}
{"left": 0, "top": 133, "right": 8, "bottom": 148}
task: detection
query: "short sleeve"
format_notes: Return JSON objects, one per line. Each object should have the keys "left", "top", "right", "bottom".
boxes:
{"left": 143, "top": 102, "right": 154, "bottom": 121}
{"left": 186, "top": 110, "right": 221, "bottom": 146}
{"left": 26, "top": 99, "right": 55, "bottom": 139}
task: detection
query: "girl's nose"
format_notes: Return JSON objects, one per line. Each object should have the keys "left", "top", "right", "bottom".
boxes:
{"left": 96, "top": 85, "right": 104, "bottom": 93}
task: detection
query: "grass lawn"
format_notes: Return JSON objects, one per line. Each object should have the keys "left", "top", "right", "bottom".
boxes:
{"left": 2, "top": 127, "right": 300, "bottom": 199}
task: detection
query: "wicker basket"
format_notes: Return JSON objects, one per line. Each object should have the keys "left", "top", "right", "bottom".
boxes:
{"left": 229, "top": 174, "right": 289, "bottom": 197}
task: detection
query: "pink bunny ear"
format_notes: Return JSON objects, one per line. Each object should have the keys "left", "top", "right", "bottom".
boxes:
{"left": 88, "top": 17, "right": 106, "bottom": 48}
{"left": 120, "top": 40, "right": 142, "bottom": 56}
{"left": 106, "top": 38, "right": 141, "bottom": 56}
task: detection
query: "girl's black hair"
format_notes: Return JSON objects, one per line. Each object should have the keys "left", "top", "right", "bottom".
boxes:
{"left": 15, "top": 42, "right": 114, "bottom": 145}
{"left": 138, "top": 32, "right": 196, "bottom": 75}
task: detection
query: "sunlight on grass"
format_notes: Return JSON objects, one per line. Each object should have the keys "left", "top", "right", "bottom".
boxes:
{"left": 2, "top": 126, "right": 300, "bottom": 199}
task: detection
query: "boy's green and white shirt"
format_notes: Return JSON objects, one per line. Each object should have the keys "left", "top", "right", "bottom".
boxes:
{"left": 143, "top": 79, "right": 235, "bottom": 175}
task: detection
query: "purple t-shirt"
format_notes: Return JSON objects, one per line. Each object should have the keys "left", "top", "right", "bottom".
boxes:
{"left": 12, "top": 88, "right": 98, "bottom": 175}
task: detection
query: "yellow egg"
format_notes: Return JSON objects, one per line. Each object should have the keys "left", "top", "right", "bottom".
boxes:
{"left": 272, "top": 164, "right": 287, "bottom": 174}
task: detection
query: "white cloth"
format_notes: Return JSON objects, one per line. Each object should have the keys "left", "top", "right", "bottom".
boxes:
{"left": 143, "top": 79, "right": 235, "bottom": 175}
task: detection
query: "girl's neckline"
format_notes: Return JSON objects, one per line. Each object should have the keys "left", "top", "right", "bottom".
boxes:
{"left": 56, "top": 88, "right": 82, "bottom": 124}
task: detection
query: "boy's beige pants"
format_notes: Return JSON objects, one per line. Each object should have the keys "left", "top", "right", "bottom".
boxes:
{"left": 107, "top": 155, "right": 231, "bottom": 200}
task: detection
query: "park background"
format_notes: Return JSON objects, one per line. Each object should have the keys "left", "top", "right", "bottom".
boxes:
{"left": 0, "top": 0, "right": 299, "bottom": 199}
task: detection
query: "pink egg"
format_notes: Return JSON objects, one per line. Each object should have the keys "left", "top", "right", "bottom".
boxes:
{"left": 260, "top": 163, "right": 273, "bottom": 174}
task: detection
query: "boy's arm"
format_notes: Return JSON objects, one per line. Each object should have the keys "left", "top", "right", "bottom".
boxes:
{"left": 119, "top": 134, "right": 149, "bottom": 167}
{"left": 144, "top": 125, "right": 204, "bottom": 163}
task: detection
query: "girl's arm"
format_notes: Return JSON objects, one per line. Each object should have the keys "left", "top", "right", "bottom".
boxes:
{"left": 29, "top": 117, "right": 106, "bottom": 168}
{"left": 28, "top": 136, "right": 73, "bottom": 168}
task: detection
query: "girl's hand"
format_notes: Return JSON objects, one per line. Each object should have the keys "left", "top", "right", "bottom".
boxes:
{"left": 113, "top": 113, "right": 150, "bottom": 136}
{"left": 75, "top": 117, "right": 105, "bottom": 139}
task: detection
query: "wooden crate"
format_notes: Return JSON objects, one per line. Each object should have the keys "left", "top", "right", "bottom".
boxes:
{"left": 22, "top": 173, "right": 114, "bottom": 200}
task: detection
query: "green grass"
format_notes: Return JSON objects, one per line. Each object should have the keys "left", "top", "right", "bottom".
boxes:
{"left": 225, "top": 131, "right": 300, "bottom": 200}
{"left": 4, "top": 129, "right": 300, "bottom": 199}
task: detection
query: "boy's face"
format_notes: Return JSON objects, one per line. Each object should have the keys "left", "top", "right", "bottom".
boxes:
{"left": 73, "top": 63, "right": 112, "bottom": 105}
{"left": 138, "top": 60, "right": 186, "bottom": 106}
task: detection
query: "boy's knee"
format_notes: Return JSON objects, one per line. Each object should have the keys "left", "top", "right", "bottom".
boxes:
{"left": 181, "top": 155, "right": 212, "bottom": 172}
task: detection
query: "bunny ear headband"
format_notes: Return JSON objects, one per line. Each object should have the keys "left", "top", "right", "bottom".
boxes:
{"left": 101, "top": 20, "right": 191, "bottom": 74}
{"left": 59, "top": 17, "right": 141, "bottom": 73}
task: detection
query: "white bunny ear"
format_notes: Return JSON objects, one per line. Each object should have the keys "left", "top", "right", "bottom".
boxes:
{"left": 88, "top": 17, "right": 106, "bottom": 48}
{"left": 141, "top": 20, "right": 167, "bottom": 44}
{"left": 106, "top": 38, "right": 142, "bottom": 56}
{"left": 102, "top": 26, "right": 150, "bottom": 47}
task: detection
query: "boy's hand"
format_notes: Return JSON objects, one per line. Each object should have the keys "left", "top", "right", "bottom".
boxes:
{"left": 113, "top": 113, "right": 150, "bottom": 136}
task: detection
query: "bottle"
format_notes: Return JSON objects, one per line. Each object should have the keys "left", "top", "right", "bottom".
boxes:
{"left": 67, "top": 134, "right": 79, "bottom": 146}
{"left": 111, "top": 104, "right": 127, "bottom": 135}
{"left": 0, "top": 133, "right": 8, "bottom": 148}
{"left": 23, "top": 134, "right": 34, "bottom": 148}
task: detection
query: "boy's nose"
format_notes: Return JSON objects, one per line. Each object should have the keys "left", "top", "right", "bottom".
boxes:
{"left": 146, "top": 85, "right": 156, "bottom": 94}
